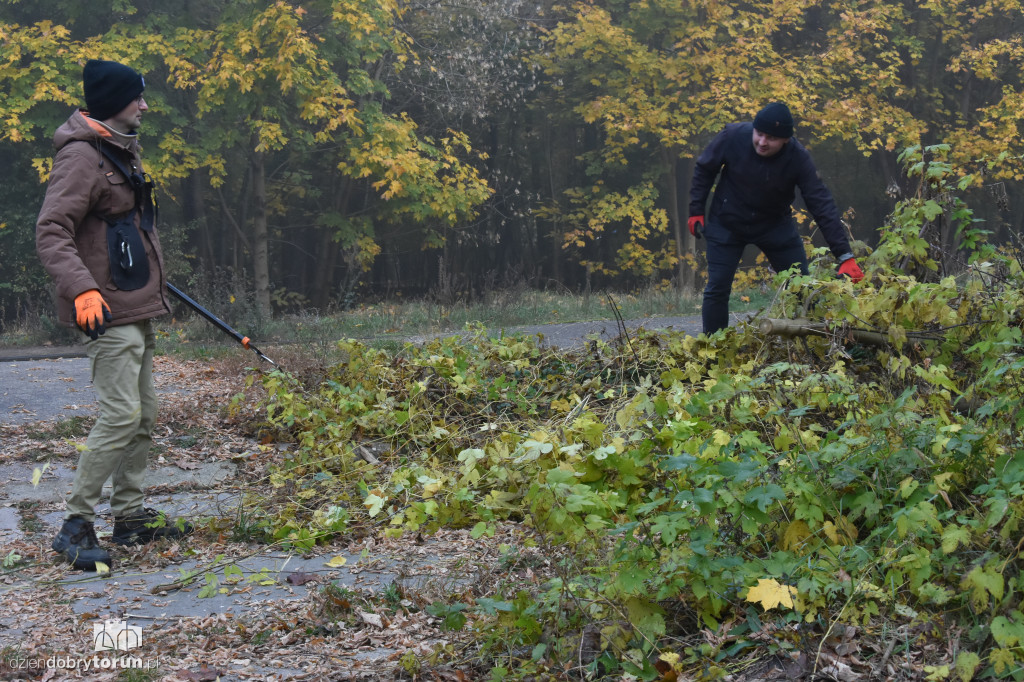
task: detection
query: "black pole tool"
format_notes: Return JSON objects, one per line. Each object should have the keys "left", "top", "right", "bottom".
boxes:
{"left": 166, "top": 282, "right": 278, "bottom": 367}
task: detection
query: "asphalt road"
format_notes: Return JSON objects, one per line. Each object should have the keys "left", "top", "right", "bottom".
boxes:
{"left": 0, "top": 356, "right": 95, "bottom": 426}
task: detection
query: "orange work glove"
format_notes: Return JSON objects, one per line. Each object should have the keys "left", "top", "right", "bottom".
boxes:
{"left": 838, "top": 258, "right": 864, "bottom": 283}
{"left": 688, "top": 215, "right": 705, "bottom": 239}
{"left": 74, "top": 289, "right": 112, "bottom": 340}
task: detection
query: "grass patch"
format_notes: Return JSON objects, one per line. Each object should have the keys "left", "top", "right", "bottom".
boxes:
{"left": 1, "top": 285, "right": 772, "bottom": 363}
{"left": 0, "top": 313, "right": 81, "bottom": 349}
{"left": 162, "top": 286, "right": 711, "bottom": 348}
{"left": 26, "top": 415, "right": 92, "bottom": 440}
{"left": 155, "top": 285, "right": 772, "bottom": 358}
{"left": 115, "top": 668, "right": 161, "bottom": 681}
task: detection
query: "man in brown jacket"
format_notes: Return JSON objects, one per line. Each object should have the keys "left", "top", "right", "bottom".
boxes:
{"left": 36, "top": 59, "right": 191, "bottom": 571}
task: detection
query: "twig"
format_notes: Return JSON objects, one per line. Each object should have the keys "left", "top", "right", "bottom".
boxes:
{"left": 149, "top": 545, "right": 287, "bottom": 594}
{"left": 216, "top": 187, "right": 252, "bottom": 251}
{"left": 871, "top": 627, "right": 904, "bottom": 679}
{"left": 606, "top": 294, "right": 640, "bottom": 367}
{"left": 357, "top": 445, "right": 380, "bottom": 465}
{"left": 563, "top": 394, "right": 590, "bottom": 426}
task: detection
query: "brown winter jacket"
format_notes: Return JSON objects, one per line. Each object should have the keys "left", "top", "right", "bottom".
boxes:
{"left": 36, "top": 110, "right": 170, "bottom": 328}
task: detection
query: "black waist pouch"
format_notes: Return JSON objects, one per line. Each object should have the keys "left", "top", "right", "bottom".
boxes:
{"left": 104, "top": 215, "right": 150, "bottom": 291}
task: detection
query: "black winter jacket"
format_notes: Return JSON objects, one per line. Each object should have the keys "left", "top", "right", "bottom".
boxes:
{"left": 686, "top": 122, "right": 852, "bottom": 259}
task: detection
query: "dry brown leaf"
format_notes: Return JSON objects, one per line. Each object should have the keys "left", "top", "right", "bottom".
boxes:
{"left": 359, "top": 611, "right": 384, "bottom": 629}
{"left": 286, "top": 571, "right": 319, "bottom": 586}
{"left": 178, "top": 663, "right": 224, "bottom": 681}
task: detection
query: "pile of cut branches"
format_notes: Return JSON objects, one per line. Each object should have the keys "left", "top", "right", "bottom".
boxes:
{"left": 247, "top": 146, "right": 1024, "bottom": 679}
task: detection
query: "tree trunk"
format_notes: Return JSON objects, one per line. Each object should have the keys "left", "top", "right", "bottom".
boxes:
{"left": 250, "top": 151, "right": 272, "bottom": 318}
{"left": 182, "top": 172, "right": 214, "bottom": 273}
{"left": 311, "top": 226, "right": 337, "bottom": 310}
{"left": 546, "top": 124, "right": 563, "bottom": 285}
{"left": 665, "top": 149, "right": 697, "bottom": 293}
{"left": 310, "top": 176, "right": 354, "bottom": 310}
{"left": 665, "top": 150, "right": 684, "bottom": 287}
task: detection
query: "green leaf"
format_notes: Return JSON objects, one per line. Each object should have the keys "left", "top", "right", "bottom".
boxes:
{"left": 965, "top": 565, "right": 1004, "bottom": 610}
{"left": 470, "top": 521, "right": 494, "bottom": 539}
{"left": 616, "top": 566, "right": 652, "bottom": 594}
{"left": 922, "top": 200, "right": 944, "bottom": 221}
{"left": 223, "top": 564, "right": 244, "bottom": 584}
{"left": 717, "top": 460, "right": 760, "bottom": 483}
{"left": 955, "top": 651, "right": 980, "bottom": 682}
{"left": 990, "top": 647, "right": 1016, "bottom": 675}
{"left": 2, "top": 551, "right": 22, "bottom": 569}
{"left": 745, "top": 484, "right": 786, "bottom": 513}
{"left": 991, "top": 613, "right": 1024, "bottom": 648}
{"left": 545, "top": 468, "right": 576, "bottom": 485}
{"left": 625, "top": 597, "right": 666, "bottom": 641}
{"left": 198, "top": 573, "right": 220, "bottom": 599}
{"left": 474, "top": 598, "right": 514, "bottom": 615}
{"left": 941, "top": 525, "right": 970, "bottom": 554}
{"left": 364, "top": 492, "right": 386, "bottom": 517}
{"left": 426, "top": 601, "right": 469, "bottom": 631}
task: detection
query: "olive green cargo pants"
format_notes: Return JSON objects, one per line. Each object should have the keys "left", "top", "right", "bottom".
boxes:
{"left": 65, "top": 320, "right": 156, "bottom": 521}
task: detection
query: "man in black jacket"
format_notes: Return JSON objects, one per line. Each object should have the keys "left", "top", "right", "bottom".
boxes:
{"left": 685, "top": 102, "right": 863, "bottom": 334}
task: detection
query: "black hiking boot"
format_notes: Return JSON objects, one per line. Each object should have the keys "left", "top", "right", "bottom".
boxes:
{"left": 112, "top": 508, "right": 194, "bottom": 546}
{"left": 52, "top": 516, "right": 112, "bottom": 571}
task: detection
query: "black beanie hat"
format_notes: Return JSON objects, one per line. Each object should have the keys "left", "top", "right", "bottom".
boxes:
{"left": 83, "top": 59, "right": 145, "bottom": 122}
{"left": 753, "top": 102, "right": 794, "bottom": 138}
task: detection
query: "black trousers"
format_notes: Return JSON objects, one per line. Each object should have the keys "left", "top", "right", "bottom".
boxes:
{"left": 702, "top": 218, "right": 808, "bottom": 334}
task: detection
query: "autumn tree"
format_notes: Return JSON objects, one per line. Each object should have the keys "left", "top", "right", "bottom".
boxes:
{"left": 535, "top": 0, "right": 1024, "bottom": 291}
{"left": 538, "top": 1, "right": 884, "bottom": 292}
{"left": 539, "top": 0, "right": 699, "bottom": 291}
{"left": 381, "top": 0, "right": 550, "bottom": 294}
{"left": 150, "top": 0, "right": 494, "bottom": 315}
{"left": 0, "top": 0, "right": 492, "bottom": 318}
{"left": 2, "top": 0, "right": 1024, "bottom": 321}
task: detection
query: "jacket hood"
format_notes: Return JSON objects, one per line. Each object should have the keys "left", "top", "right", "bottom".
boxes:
{"left": 53, "top": 109, "right": 138, "bottom": 155}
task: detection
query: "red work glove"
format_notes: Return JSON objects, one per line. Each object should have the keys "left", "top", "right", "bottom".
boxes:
{"left": 74, "top": 289, "right": 112, "bottom": 340}
{"left": 688, "top": 215, "right": 704, "bottom": 239}
{"left": 838, "top": 258, "right": 864, "bottom": 283}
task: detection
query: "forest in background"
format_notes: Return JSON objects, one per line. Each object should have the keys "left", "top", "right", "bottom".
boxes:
{"left": 1, "top": 0, "right": 1023, "bottom": 327}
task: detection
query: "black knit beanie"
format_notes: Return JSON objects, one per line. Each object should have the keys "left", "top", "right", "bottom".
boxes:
{"left": 83, "top": 59, "right": 145, "bottom": 122}
{"left": 753, "top": 102, "right": 794, "bottom": 138}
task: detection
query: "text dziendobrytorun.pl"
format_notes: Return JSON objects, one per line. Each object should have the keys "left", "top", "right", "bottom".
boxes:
{"left": 3, "top": 654, "right": 154, "bottom": 673}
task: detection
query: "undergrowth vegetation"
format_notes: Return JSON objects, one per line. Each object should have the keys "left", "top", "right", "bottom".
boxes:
{"left": 236, "top": 146, "right": 1024, "bottom": 679}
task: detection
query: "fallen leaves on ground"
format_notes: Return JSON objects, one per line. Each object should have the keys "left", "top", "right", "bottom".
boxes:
{"left": 0, "top": 352, "right": 504, "bottom": 680}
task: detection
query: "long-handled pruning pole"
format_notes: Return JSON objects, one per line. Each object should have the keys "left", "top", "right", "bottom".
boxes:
{"left": 166, "top": 282, "right": 278, "bottom": 368}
